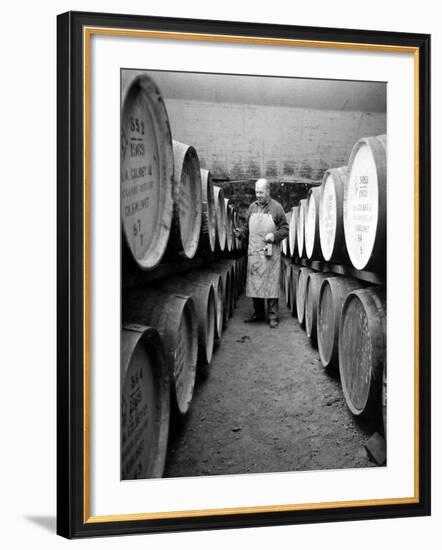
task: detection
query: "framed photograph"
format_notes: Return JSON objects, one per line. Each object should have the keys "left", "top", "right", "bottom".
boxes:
{"left": 57, "top": 11, "right": 431, "bottom": 538}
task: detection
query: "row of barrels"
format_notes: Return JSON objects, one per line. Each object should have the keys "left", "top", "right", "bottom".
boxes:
{"left": 281, "top": 258, "right": 386, "bottom": 430}
{"left": 281, "top": 134, "right": 386, "bottom": 272}
{"left": 121, "top": 73, "right": 245, "bottom": 271}
{"left": 121, "top": 257, "right": 247, "bottom": 480}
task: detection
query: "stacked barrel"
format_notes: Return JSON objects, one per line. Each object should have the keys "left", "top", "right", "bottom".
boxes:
{"left": 280, "top": 134, "right": 387, "bottom": 433}
{"left": 121, "top": 73, "right": 247, "bottom": 480}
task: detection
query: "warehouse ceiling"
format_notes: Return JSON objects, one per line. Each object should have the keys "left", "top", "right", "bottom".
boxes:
{"left": 131, "top": 69, "right": 386, "bottom": 113}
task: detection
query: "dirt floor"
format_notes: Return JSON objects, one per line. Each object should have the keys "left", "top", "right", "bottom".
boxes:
{"left": 165, "top": 292, "right": 380, "bottom": 478}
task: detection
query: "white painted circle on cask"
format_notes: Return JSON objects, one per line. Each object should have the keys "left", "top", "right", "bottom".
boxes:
{"left": 319, "top": 173, "right": 337, "bottom": 261}
{"left": 344, "top": 143, "right": 379, "bottom": 270}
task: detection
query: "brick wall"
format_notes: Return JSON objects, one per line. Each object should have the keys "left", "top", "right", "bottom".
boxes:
{"left": 163, "top": 98, "right": 386, "bottom": 215}
{"left": 164, "top": 99, "right": 386, "bottom": 181}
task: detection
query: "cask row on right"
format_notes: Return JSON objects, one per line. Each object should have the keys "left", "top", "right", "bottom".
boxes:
{"left": 297, "top": 199, "right": 307, "bottom": 258}
{"left": 304, "top": 272, "right": 337, "bottom": 344}
{"left": 338, "top": 287, "right": 386, "bottom": 418}
{"left": 317, "top": 276, "right": 367, "bottom": 369}
{"left": 296, "top": 267, "right": 314, "bottom": 326}
{"left": 305, "top": 187, "right": 322, "bottom": 260}
{"left": 319, "top": 166, "right": 349, "bottom": 263}
{"left": 289, "top": 206, "right": 298, "bottom": 257}
{"left": 343, "top": 135, "right": 386, "bottom": 272}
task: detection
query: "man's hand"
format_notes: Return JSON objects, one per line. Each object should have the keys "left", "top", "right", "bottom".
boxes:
{"left": 264, "top": 233, "right": 275, "bottom": 243}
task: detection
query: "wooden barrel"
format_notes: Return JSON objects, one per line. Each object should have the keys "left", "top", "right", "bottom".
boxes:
{"left": 305, "top": 273, "right": 337, "bottom": 344}
{"left": 290, "top": 264, "right": 300, "bottom": 316}
{"left": 317, "top": 276, "right": 367, "bottom": 369}
{"left": 289, "top": 206, "right": 298, "bottom": 257}
{"left": 200, "top": 169, "right": 216, "bottom": 253}
{"left": 225, "top": 200, "right": 234, "bottom": 252}
{"left": 121, "top": 74, "right": 174, "bottom": 270}
{"left": 343, "top": 135, "right": 386, "bottom": 271}
{"left": 121, "top": 324, "right": 170, "bottom": 479}
{"left": 123, "top": 289, "right": 198, "bottom": 415}
{"left": 206, "top": 264, "right": 231, "bottom": 326}
{"left": 191, "top": 270, "right": 224, "bottom": 339}
{"left": 215, "top": 259, "right": 236, "bottom": 314}
{"left": 296, "top": 267, "right": 314, "bottom": 326}
{"left": 297, "top": 199, "right": 307, "bottom": 258}
{"left": 168, "top": 140, "right": 202, "bottom": 259}
{"left": 213, "top": 186, "right": 226, "bottom": 251}
{"left": 305, "top": 187, "right": 322, "bottom": 260}
{"left": 159, "top": 277, "right": 216, "bottom": 367}
{"left": 339, "top": 287, "right": 386, "bottom": 418}
{"left": 319, "top": 166, "right": 349, "bottom": 263}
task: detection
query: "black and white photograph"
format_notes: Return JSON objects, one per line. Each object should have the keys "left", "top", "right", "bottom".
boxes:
{"left": 120, "top": 69, "right": 387, "bottom": 481}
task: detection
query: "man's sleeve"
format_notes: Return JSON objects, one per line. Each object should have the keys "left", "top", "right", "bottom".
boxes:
{"left": 272, "top": 204, "right": 289, "bottom": 243}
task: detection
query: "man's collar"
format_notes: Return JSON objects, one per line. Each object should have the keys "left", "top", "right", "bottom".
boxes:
{"left": 256, "top": 196, "right": 271, "bottom": 207}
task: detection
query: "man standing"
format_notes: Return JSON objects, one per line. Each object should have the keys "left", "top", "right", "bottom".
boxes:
{"left": 234, "top": 178, "right": 289, "bottom": 328}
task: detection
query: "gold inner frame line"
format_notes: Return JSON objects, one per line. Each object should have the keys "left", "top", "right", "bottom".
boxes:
{"left": 82, "top": 26, "right": 420, "bottom": 524}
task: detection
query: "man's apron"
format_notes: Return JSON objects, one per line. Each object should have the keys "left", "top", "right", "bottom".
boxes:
{"left": 246, "top": 211, "right": 281, "bottom": 299}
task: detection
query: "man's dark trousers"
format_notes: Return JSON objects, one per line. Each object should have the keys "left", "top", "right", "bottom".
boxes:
{"left": 252, "top": 297, "right": 279, "bottom": 321}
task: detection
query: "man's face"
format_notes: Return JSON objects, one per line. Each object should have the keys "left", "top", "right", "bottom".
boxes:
{"left": 255, "top": 180, "right": 270, "bottom": 204}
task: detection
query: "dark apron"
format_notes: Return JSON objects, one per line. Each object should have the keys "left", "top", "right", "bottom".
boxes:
{"left": 246, "top": 212, "right": 281, "bottom": 299}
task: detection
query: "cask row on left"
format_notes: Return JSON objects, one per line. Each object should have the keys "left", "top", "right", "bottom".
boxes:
{"left": 121, "top": 325, "right": 170, "bottom": 479}
{"left": 168, "top": 140, "right": 203, "bottom": 259}
{"left": 121, "top": 74, "right": 174, "bottom": 270}
{"left": 123, "top": 289, "right": 198, "bottom": 415}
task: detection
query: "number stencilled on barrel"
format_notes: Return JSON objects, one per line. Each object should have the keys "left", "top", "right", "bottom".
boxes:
{"left": 121, "top": 344, "right": 156, "bottom": 479}
{"left": 320, "top": 174, "right": 337, "bottom": 261}
{"left": 345, "top": 143, "right": 379, "bottom": 270}
{"left": 121, "top": 90, "right": 160, "bottom": 261}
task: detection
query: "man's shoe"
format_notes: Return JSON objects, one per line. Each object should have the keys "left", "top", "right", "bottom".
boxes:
{"left": 244, "top": 314, "right": 264, "bottom": 323}
{"left": 269, "top": 319, "right": 279, "bottom": 329}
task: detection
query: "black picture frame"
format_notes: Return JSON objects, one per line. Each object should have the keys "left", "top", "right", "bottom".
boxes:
{"left": 57, "top": 10, "right": 431, "bottom": 539}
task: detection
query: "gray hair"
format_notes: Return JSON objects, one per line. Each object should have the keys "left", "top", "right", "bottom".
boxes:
{"left": 255, "top": 178, "right": 270, "bottom": 190}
